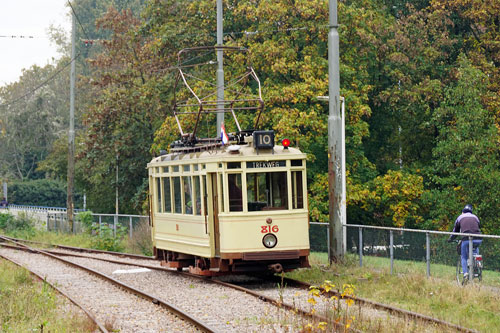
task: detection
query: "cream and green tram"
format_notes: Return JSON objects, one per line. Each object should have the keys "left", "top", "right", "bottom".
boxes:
{"left": 148, "top": 137, "right": 310, "bottom": 275}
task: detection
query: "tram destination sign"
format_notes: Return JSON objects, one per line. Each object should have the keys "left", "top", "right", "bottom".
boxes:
{"left": 253, "top": 130, "right": 275, "bottom": 149}
{"left": 247, "top": 161, "right": 286, "bottom": 168}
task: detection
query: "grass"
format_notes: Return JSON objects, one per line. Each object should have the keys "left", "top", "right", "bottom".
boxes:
{"left": 0, "top": 216, "right": 152, "bottom": 256}
{"left": 286, "top": 252, "right": 500, "bottom": 332}
{"left": 0, "top": 259, "right": 96, "bottom": 332}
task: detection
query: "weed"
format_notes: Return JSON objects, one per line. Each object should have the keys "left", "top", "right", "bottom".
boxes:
{"left": 0, "top": 260, "right": 94, "bottom": 331}
{"left": 126, "top": 217, "right": 153, "bottom": 256}
{"left": 91, "top": 224, "right": 127, "bottom": 252}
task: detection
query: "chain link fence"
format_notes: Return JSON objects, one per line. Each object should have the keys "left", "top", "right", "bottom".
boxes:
{"left": 309, "top": 222, "right": 500, "bottom": 275}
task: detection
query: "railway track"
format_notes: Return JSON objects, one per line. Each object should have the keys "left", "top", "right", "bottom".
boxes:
{"left": 0, "top": 236, "right": 214, "bottom": 332}
{"left": 0, "top": 237, "right": 478, "bottom": 332}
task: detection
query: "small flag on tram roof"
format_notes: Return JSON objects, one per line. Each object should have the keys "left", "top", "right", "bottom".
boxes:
{"left": 221, "top": 123, "right": 229, "bottom": 145}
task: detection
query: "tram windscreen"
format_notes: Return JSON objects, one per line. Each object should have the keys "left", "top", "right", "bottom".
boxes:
{"left": 246, "top": 172, "right": 288, "bottom": 211}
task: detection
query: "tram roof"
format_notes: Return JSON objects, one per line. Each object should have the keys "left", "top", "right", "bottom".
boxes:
{"left": 148, "top": 144, "right": 306, "bottom": 166}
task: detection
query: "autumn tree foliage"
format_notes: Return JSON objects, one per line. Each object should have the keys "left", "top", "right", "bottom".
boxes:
{"left": 20, "top": 0, "right": 498, "bottom": 235}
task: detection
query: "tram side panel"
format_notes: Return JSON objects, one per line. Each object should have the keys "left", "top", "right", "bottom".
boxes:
{"left": 153, "top": 214, "right": 211, "bottom": 258}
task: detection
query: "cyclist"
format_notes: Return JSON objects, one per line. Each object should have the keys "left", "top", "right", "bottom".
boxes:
{"left": 447, "top": 204, "right": 482, "bottom": 280}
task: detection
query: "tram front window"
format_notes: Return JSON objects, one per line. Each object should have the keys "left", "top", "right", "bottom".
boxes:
{"left": 247, "top": 172, "right": 288, "bottom": 211}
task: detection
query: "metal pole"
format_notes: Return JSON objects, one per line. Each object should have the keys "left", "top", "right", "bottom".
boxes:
{"left": 390, "top": 230, "right": 394, "bottom": 275}
{"left": 216, "top": 0, "right": 224, "bottom": 137}
{"left": 326, "top": 225, "right": 331, "bottom": 263}
{"left": 341, "top": 96, "right": 346, "bottom": 254}
{"left": 99, "top": 215, "right": 102, "bottom": 234}
{"left": 359, "top": 227, "right": 363, "bottom": 267}
{"left": 468, "top": 236, "right": 473, "bottom": 281}
{"left": 426, "top": 232, "right": 430, "bottom": 278}
{"left": 67, "top": 9, "right": 76, "bottom": 233}
{"left": 2, "top": 181, "right": 7, "bottom": 201}
{"left": 129, "top": 216, "right": 133, "bottom": 239}
{"left": 328, "top": 0, "right": 343, "bottom": 263}
{"left": 114, "top": 215, "right": 117, "bottom": 238}
{"left": 116, "top": 155, "right": 119, "bottom": 217}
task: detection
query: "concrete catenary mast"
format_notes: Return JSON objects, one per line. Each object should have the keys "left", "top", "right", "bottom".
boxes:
{"left": 216, "top": 0, "right": 224, "bottom": 137}
{"left": 67, "top": 9, "right": 76, "bottom": 232}
{"left": 328, "top": 0, "right": 344, "bottom": 262}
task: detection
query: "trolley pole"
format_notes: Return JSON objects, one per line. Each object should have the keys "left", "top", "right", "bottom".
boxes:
{"left": 328, "top": 0, "right": 344, "bottom": 263}
{"left": 216, "top": 0, "right": 224, "bottom": 137}
{"left": 67, "top": 9, "right": 76, "bottom": 233}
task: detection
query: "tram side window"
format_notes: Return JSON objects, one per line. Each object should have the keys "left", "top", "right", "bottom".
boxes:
{"left": 292, "top": 171, "right": 304, "bottom": 209}
{"left": 194, "top": 176, "right": 201, "bottom": 215}
{"left": 228, "top": 174, "right": 243, "bottom": 212}
{"left": 156, "top": 178, "right": 162, "bottom": 213}
{"left": 183, "top": 176, "right": 193, "bottom": 214}
{"left": 163, "top": 177, "right": 172, "bottom": 213}
{"left": 247, "top": 172, "right": 288, "bottom": 211}
{"left": 173, "top": 177, "right": 182, "bottom": 213}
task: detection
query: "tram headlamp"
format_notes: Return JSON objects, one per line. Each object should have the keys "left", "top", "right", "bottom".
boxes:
{"left": 262, "top": 233, "right": 278, "bottom": 248}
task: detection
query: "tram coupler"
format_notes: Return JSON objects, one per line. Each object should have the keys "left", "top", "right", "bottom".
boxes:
{"left": 268, "top": 263, "right": 283, "bottom": 273}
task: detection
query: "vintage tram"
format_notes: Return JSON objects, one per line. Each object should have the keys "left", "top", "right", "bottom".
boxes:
{"left": 147, "top": 47, "right": 310, "bottom": 275}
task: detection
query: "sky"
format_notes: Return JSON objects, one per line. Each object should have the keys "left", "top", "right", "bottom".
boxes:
{"left": 0, "top": 1, "right": 70, "bottom": 87}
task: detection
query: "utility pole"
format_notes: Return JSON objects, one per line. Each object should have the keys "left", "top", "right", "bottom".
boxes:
{"left": 67, "top": 10, "right": 76, "bottom": 232}
{"left": 328, "top": 0, "right": 344, "bottom": 262}
{"left": 216, "top": 0, "right": 224, "bottom": 137}
{"left": 116, "top": 155, "right": 119, "bottom": 215}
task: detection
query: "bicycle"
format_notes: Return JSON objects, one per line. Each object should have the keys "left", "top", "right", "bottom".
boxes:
{"left": 454, "top": 240, "right": 483, "bottom": 285}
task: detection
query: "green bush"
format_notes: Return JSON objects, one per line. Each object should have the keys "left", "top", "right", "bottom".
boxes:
{"left": 0, "top": 212, "right": 36, "bottom": 238}
{"left": 0, "top": 212, "right": 15, "bottom": 230}
{"left": 8, "top": 179, "right": 82, "bottom": 208}
{"left": 76, "top": 211, "right": 93, "bottom": 232}
{"left": 91, "top": 224, "right": 126, "bottom": 252}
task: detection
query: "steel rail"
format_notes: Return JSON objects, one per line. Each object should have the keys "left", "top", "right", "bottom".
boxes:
{"left": 0, "top": 252, "right": 109, "bottom": 333}
{"left": 0, "top": 241, "right": 356, "bottom": 331}
{"left": 0, "top": 237, "right": 217, "bottom": 333}
{"left": 1, "top": 235, "right": 154, "bottom": 260}
{"left": 273, "top": 276, "right": 478, "bottom": 333}
{"left": 0, "top": 236, "right": 477, "bottom": 332}
{"left": 3, "top": 239, "right": 470, "bottom": 332}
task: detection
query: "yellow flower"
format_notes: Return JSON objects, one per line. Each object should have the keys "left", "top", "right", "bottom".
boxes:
{"left": 307, "top": 297, "right": 317, "bottom": 305}
{"left": 318, "top": 322, "right": 328, "bottom": 331}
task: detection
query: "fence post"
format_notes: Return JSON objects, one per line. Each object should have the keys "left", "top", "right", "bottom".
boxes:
{"left": 390, "top": 230, "right": 394, "bottom": 275}
{"left": 46, "top": 212, "right": 49, "bottom": 232}
{"left": 129, "top": 216, "right": 133, "bottom": 239}
{"left": 99, "top": 215, "right": 102, "bottom": 234}
{"left": 327, "top": 225, "right": 331, "bottom": 264}
{"left": 359, "top": 227, "right": 363, "bottom": 267}
{"left": 468, "top": 236, "right": 473, "bottom": 281}
{"left": 113, "top": 214, "right": 117, "bottom": 238}
{"left": 426, "top": 232, "right": 430, "bottom": 278}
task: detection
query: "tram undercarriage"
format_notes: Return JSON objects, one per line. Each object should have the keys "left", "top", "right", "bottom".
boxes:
{"left": 155, "top": 248, "right": 310, "bottom": 276}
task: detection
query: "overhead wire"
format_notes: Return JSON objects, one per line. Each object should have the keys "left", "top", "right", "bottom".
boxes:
{"left": 67, "top": 1, "right": 91, "bottom": 42}
{"left": 0, "top": 1, "right": 91, "bottom": 109}
{"left": 0, "top": 52, "right": 81, "bottom": 108}
{"left": 1, "top": 5, "right": 323, "bottom": 108}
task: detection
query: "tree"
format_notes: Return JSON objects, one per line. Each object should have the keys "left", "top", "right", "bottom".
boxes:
{"left": 429, "top": 56, "right": 500, "bottom": 233}
{"left": 0, "top": 63, "right": 69, "bottom": 181}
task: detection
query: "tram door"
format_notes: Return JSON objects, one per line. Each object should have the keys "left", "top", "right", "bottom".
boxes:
{"left": 208, "top": 173, "right": 221, "bottom": 256}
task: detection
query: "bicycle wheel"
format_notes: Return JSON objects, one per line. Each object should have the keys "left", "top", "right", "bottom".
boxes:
{"left": 456, "top": 257, "right": 463, "bottom": 285}
{"left": 476, "top": 262, "right": 482, "bottom": 282}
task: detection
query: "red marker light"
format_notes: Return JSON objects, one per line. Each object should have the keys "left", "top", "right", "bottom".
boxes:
{"left": 282, "top": 138, "right": 290, "bottom": 148}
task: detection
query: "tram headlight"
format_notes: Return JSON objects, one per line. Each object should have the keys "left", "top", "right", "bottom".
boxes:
{"left": 262, "top": 233, "right": 278, "bottom": 248}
